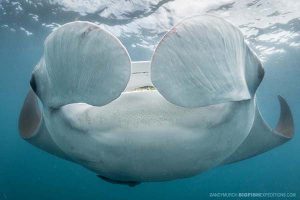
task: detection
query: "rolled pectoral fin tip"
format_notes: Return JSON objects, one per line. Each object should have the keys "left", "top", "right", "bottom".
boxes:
{"left": 275, "top": 95, "right": 294, "bottom": 138}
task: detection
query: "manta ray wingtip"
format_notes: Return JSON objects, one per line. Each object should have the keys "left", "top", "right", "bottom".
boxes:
{"left": 275, "top": 95, "right": 294, "bottom": 139}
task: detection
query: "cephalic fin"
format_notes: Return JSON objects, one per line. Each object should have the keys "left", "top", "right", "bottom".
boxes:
{"left": 151, "top": 15, "right": 264, "bottom": 108}
{"left": 32, "top": 21, "right": 131, "bottom": 108}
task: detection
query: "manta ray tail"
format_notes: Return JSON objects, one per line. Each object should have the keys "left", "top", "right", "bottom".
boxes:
{"left": 223, "top": 96, "right": 294, "bottom": 165}
{"left": 97, "top": 175, "right": 141, "bottom": 187}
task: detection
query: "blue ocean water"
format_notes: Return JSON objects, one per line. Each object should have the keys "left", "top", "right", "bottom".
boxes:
{"left": 0, "top": 0, "right": 299, "bottom": 199}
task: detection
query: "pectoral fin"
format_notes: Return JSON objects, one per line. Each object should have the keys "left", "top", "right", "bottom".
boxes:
{"left": 19, "top": 89, "right": 71, "bottom": 161}
{"left": 223, "top": 96, "right": 294, "bottom": 165}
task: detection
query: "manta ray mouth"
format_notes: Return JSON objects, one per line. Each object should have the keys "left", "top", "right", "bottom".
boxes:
{"left": 126, "top": 86, "right": 156, "bottom": 93}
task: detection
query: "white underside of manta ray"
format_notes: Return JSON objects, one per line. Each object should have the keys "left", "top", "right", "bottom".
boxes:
{"left": 19, "top": 15, "right": 294, "bottom": 186}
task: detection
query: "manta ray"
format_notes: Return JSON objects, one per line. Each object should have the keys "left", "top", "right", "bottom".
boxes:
{"left": 19, "top": 15, "right": 294, "bottom": 186}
